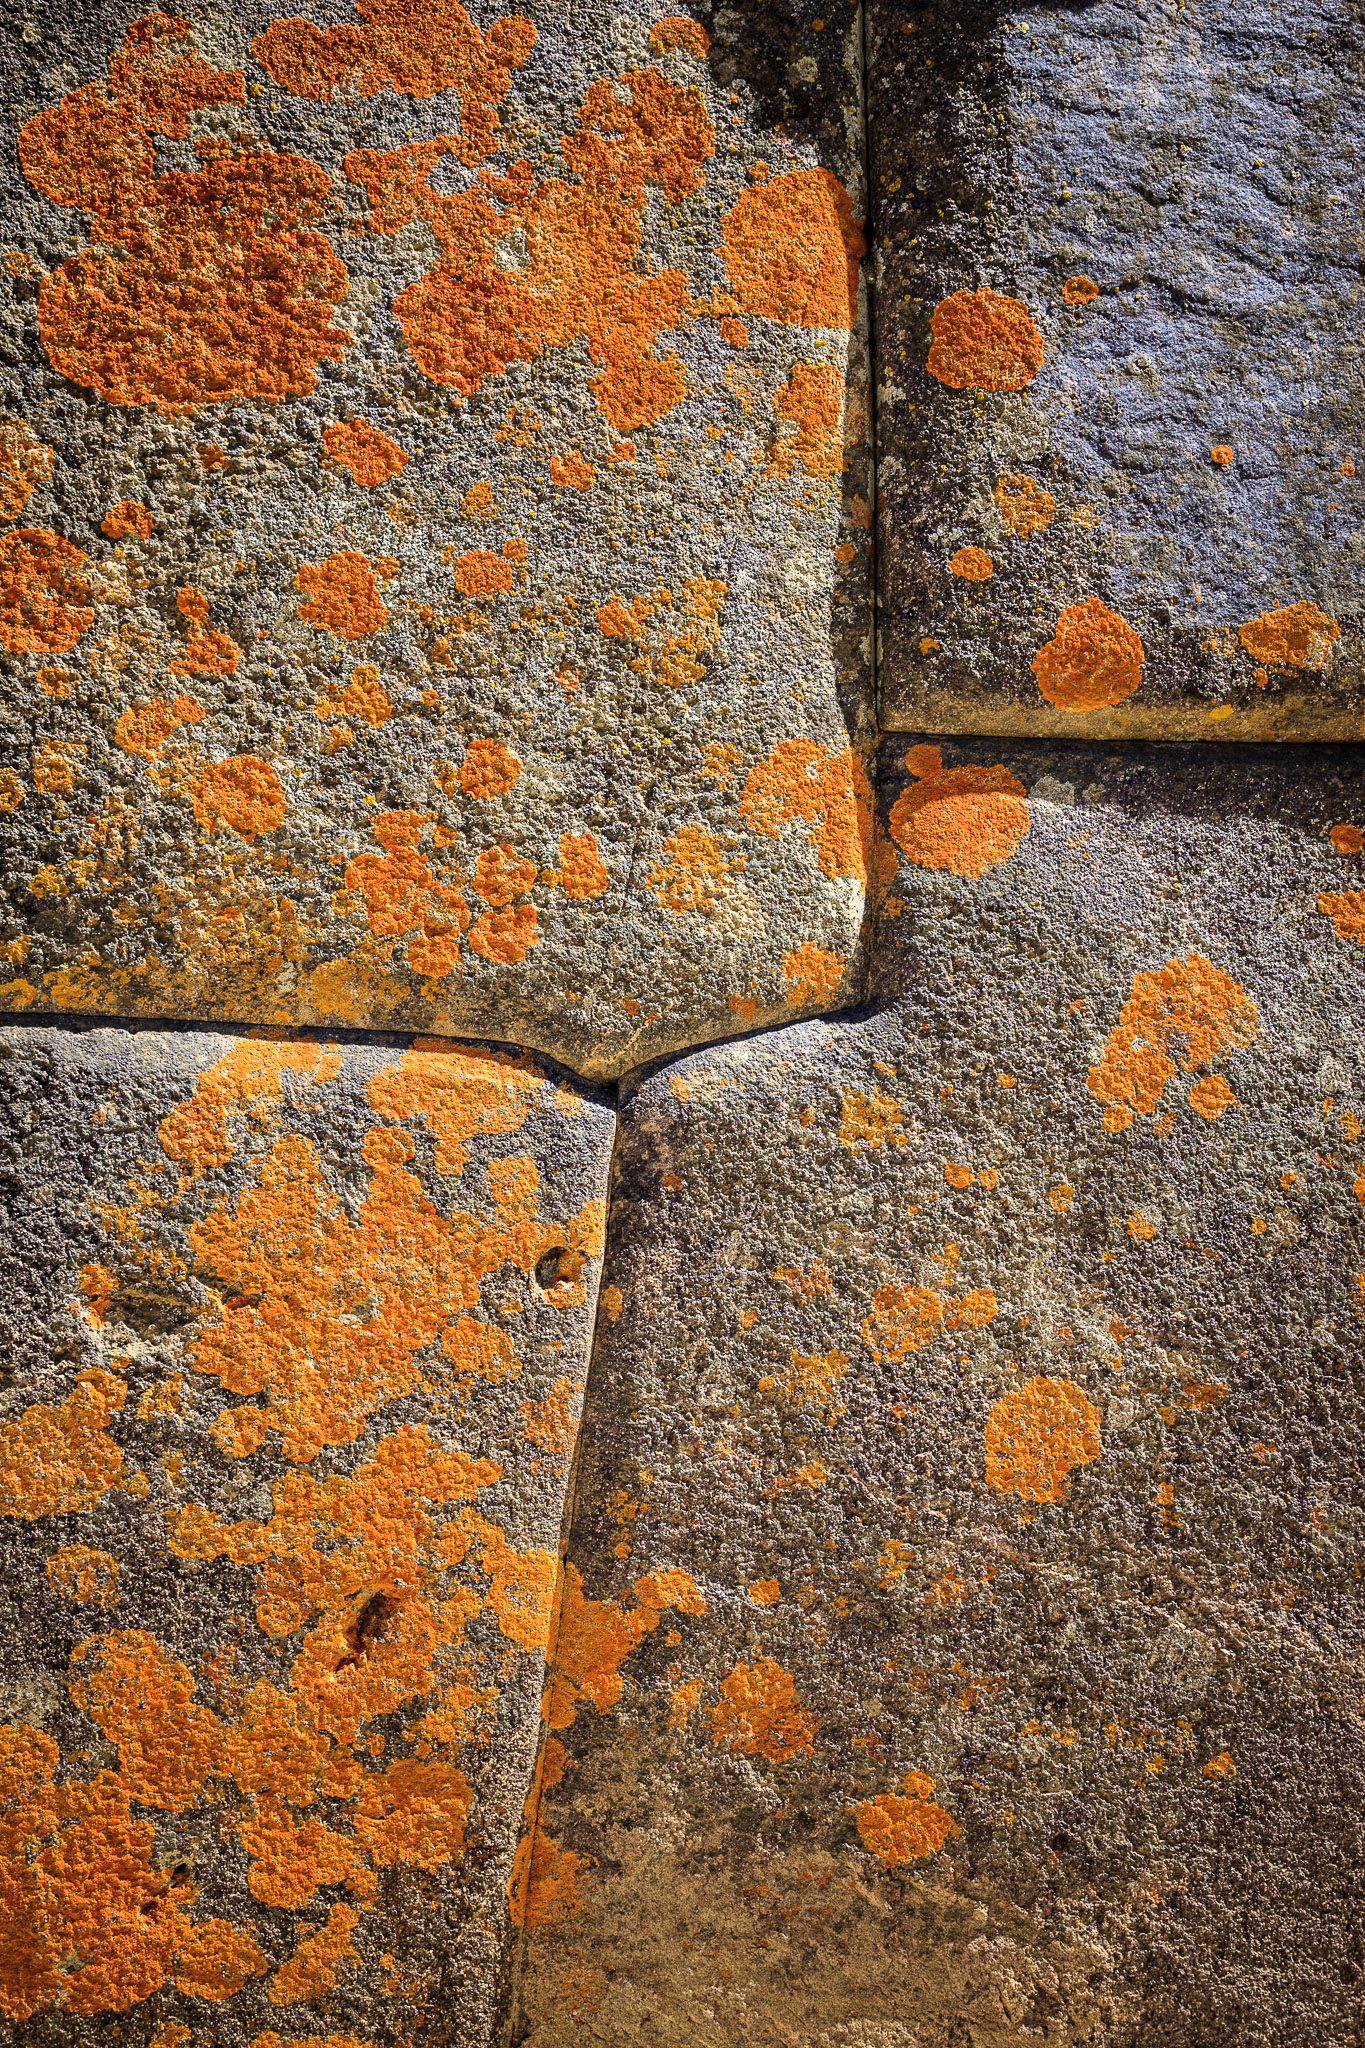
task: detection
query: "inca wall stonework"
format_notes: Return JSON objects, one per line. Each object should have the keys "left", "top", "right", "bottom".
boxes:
{"left": 0, "top": 3, "right": 1360, "bottom": 2046}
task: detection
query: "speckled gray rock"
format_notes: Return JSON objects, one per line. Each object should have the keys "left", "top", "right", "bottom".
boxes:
{"left": 0, "top": 0, "right": 870, "bottom": 1074}
{"left": 514, "top": 738, "right": 1365, "bottom": 2046}
{"left": 872, "top": 0, "right": 1365, "bottom": 740}
{"left": 0, "top": 1018, "right": 613, "bottom": 2042}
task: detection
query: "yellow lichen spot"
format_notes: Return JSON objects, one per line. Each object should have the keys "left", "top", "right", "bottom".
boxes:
{"left": 1088, "top": 955, "right": 1257, "bottom": 1130}
{"left": 646, "top": 826, "right": 735, "bottom": 915}
{"left": 706, "top": 1656, "right": 817, "bottom": 1761}
{"left": 853, "top": 1772, "right": 961, "bottom": 1866}
{"left": 949, "top": 545, "right": 992, "bottom": 581}
{"left": 782, "top": 941, "right": 843, "bottom": 1005}
{"left": 0, "top": 1371, "right": 126, "bottom": 1518}
{"left": 601, "top": 1284, "right": 623, "bottom": 1323}
{"left": 984, "top": 1377, "right": 1100, "bottom": 1503}
{"left": 45, "top": 1543, "right": 119, "bottom": 1607}
{"left": 992, "top": 472, "right": 1055, "bottom": 536}
{"left": 1048, "top": 1183, "right": 1074, "bottom": 1213}
{"left": 839, "top": 1085, "right": 905, "bottom": 1151}
{"left": 888, "top": 743, "right": 1029, "bottom": 880}
{"left": 1317, "top": 891, "right": 1365, "bottom": 944}
{"left": 1032, "top": 596, "right": 1144, "bottom": 709}
{"left": 1237, "top": 599, "right": 1340, "bottom": 671}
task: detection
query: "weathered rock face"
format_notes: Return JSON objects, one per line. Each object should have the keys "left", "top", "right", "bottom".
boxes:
{"left": 0, "top": 0, "right": 870, "bottom": 1077}
{"left": 0, "top": 1021, "right": 613, "bottom": 2042}
{"left": 516, "top": 740, "right": 1365, "bottom": 2046}
{"left": 872, "top": 0, "right": 1365, "bottom": 740}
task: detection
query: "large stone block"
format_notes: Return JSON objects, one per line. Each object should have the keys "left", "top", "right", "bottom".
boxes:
{"left": 0, "top": 1020, "right": 613, "bottom": 2042}
{"left": 0, "top": 0, "right": 870, "bottom": 1075}
{"left": 872, "top": 0, "right": 1365, "bottom": 740}
{"left": 515, "top": 738, "right": 1365, "bottom": 2045}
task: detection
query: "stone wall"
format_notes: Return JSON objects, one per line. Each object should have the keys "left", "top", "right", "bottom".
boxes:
{"left": 0, "top": 2, "right": 1361, "bottom": 2045}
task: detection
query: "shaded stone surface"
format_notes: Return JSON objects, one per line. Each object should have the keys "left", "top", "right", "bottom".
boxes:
{"left": 872, "top": 0, "right": 1365, "bottom": 740}
{"left": 0, "top": 0, "right": 870, "bottom": 1077}
{"left": 515, "top": 739, "right": 1365, "bottom": 2046}
{"left": 0, "top": 1020, "right": 613, "bottom": 2042}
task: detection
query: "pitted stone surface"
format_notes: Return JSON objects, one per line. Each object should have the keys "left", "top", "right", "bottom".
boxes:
{"left": 515, "top": 740, "right": 1365, "bottom": 2046}
{"left": 872, "top": 0, "right": 1365, "bottom": 740}
{"left": 0, "top": 1020, "right": 613, "bottom": 2042}
{"left": 0, "top": 0, "right": 870, "bottom": 1076}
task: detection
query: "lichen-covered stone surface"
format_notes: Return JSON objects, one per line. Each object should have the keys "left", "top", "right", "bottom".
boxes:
{"left": 0, "top": 0, "right": 870, "bottom": 1077}
{"left": 0, "top": 1020, "right": 613, "bottom": 2042}
{"left": 872, "top": 0, "right": 1365, "bottom": 741}
{"left": 516, "top": 740, "right": 1365, "bottom": 2046}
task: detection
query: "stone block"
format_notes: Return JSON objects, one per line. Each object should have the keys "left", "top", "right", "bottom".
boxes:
{"left": 872, "top": 0, "right": 1365, "bottom": 740}
{"left": 0, "top": 1020, "right": 613, "bottom": 2041}
{"left": 516, "top": 737, "right": 1365, "bottom": 2045}
{"left": 0, "top": 0, "right": 870, "bottom": 1075}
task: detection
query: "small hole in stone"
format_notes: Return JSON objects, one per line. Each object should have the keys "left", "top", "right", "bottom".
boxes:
{"left": 535, "top": 1246, "right": 582, "bottom": 1296}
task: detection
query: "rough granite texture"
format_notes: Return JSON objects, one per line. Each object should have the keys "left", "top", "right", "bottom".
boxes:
{"left": 517, "top": 740, "right": 1365, "bottom": 2047}
{"left": 2, "top": 2, "right": 1365, "bottom": 2045}
{"left": 872, "top": 0, "right": 1365, "bottom": 740}
{"left": 0, "top": 1020, "right": 614, "bottom": 2043}
{"left": 0, "top": 0, "right": 870, "bottom": 1076}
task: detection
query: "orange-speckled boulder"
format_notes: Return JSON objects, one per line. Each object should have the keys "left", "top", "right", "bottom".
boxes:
{"left": 872, "top": 0, "right": 1365, "bottom": 740}
{"left": 0, "top": 1020, "right": 614, "bottom": 2042}
{"left": 0, "top": 0, "right": 870, "bottom": 1075}
{"left": 515, "top": 739, "right": 1365, "bottom": 2046}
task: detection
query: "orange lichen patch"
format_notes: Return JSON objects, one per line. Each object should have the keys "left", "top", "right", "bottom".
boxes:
{"left": 333, "top": 665, "right": 391, "bottom": 727}
{"left": 1317, "top": 891, "right": 1365, "bottom": 943}
{"left": 650, "top": 14, "right": 709, "bottom": 54}
{"left": 707, "top": 1656, "right": 817, "bottom": 1762}
{"left": 321, "top": 419, "right": 407, "bottom": 486}
{"left": 267, "top": 1902, "right": 358, "bottom": 2006}
{"left": 762, "top": 1347, "right": 848, "bottom": 1420}
{"left": 507, "top": 1816, "right": 593, "bottom": 1930}
{"left": 782, "top": 941, "right": 843, "bottom": 1005}
{"left": 253, "top": 0, "right": 535, "bottom": 141}
{"left": 1237, "top": 599, "right": 1340, "bottom": 671}
{"left": 19, "top": 20, "right": 351, "bottom": 413}
{"left": 927, "top": 287, "right": 1043, "bottom": 391}
{"left": 453, "top": 549, "right": 515, "bottom": 598}
{"left": 346, "top": 69, "right": 710, "bottom": 431}
{"left": 984, "top": 1376, "right": 1100, "bottom": 1503}
{"left": 101, "top": 499, "right": 154, "bottom": 540}
{"left": 69, "top": 1630, "right": 223, "bottom": 1810}
{"left": 722, "top": 169, "right": 864, "bottom": 329}
{"left": 768, "top": 361, "right": 843, "bottom": 477}
{"left": 192, "top": 756, "right": 288, "bottom": 840}
{"left": 839, "top": 1085, "right": 904, "bottom": 1151}
{"left": 518, "top": 1376, "right": 578, "bottom": 1465}
{"left": 1063, "top": 274, "right": 1099, "bottom": 306}
{"left": 544, "top": 1564, "right": 705, "bottom": 1729}
{"left": 1087, "top": 954, "right": 1258, "bottom": 1131}
{"left": 156, "top": 1038, "right": 340, "bottom": 1174}
{"left": 549, "top": 450, "right": 595, "bottom": 490}
{"left": 1189, "top": 1072, "right": 1237, "bottom": 1119}
{"left": 1329, "top": 823, "right": 1364, "bottom": 855}
{"left": 950, "top": 545, "right": 992, "bottom": 581}
{"left": 992, "top": 472, "right": 1055, "bottom": 536}
{"left": 168, "top": 585, "right": 240, "bottom": 676}
{"left": 343, "top": 811, "right": 471, "bottom": 980}
{"left": 557, "top": 832, "right": 610, "bottom": 900}
{"left": 1127, "top": 1212, "right": 1156, "bottom": 1241}
{"left": 0, "top": 527, "right": 94, "bottom": 653}
{"left": 854, "top": 1772, "right": 961, "bottom": 1866}
{"left": 1032, "top": 596, "right": 1144, "bottom": 709}
{"left": 473, "top": 843, "right": 537, "bottom": 907}
{"left": 861, "top": 1284, "right": 941, "bottom": 1360}
{"left": 295, "top": 551, "right": 388, "bottom": 639}
{"left": 114, "top": 693, "right": 204, "bottom": 760}
{"left": 0, "top": 422, "right": 54, "bottom": 520}
{"left": 45, "top": 1544, "right": 120, "bottom": 1608}
{"left": 646, "top": 826, "right": 736, "bottom": 915}
{"left": 1210, "top": 444, "right": 1234, "bottom": 466}
{"left": 945, "top": 1162, "right": 974, "bottom": 1190}
{"left": 210, "top": 1406, "right": 271, "bottom": 1459}
{"left": 1203, "top": 1751, "right": 1236, "bottom": 1779}
{"left": 740, "top": 739, "right": 872, "bottom": 884}
{"left": 460, "top": 737, "right": 521, "bottom": 797}
{"left": 0, "top": 1371, "right": 126, "bottom": 1518}
{"left": 889, "top": 743, "right": 1029, "bottom": 880}
{"left": 749, "top": 1579, "right": 779, "bottom": 1606}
